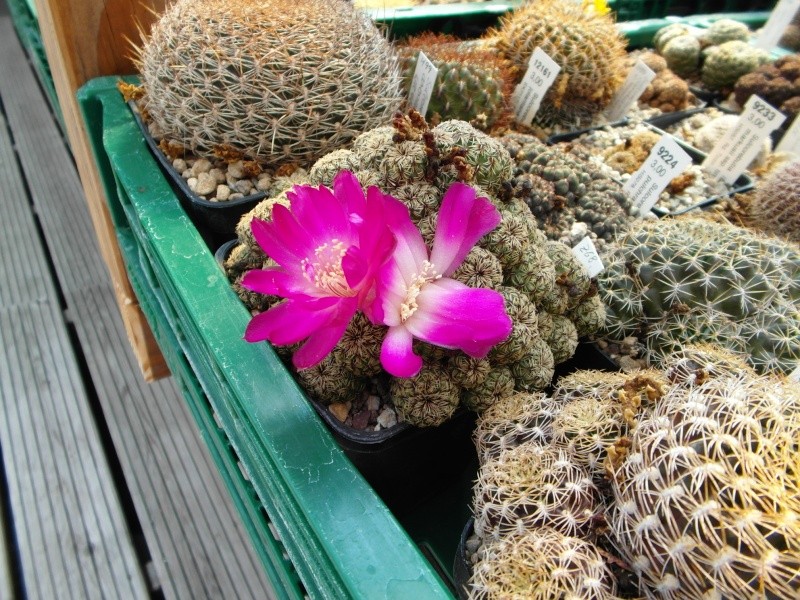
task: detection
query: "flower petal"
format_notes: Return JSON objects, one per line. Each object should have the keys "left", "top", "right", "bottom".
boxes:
{"left": 404, "top": 278, "right": 512, "bottom": 358}
{"left": 383, "top": 196, "right": 429, "bottom": 286}
{"left": 241, "top": 268, "right": 315, "bottom": 298}
{"left": 293, "top": 317, "right": 352, "bottom": 369}
{"left": 341, "top": 246, "right": 368, "bottom": 290}
{"left": 243, "top": 296, "right": 344, "bottom": 346}
{"left": 376, "top": 259, "right": 412, "bottom": 327}
{"left": 380, "top": 326, "right": 423, "bottom": 378}
{"left": 333, "top": 170, "right": 367, "bottom": 218}
{"left": 288, "top": 184, "right": 353, "bottom": 246}
{"left": 429, "top": 183, "right": 502, "bottom": 276}
{"left": 250, "top": 215, "right": 309, "bottom": 271}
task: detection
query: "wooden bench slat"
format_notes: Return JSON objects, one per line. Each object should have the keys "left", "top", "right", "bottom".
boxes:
{"left": 0, "top": 303, "right": 149, "bottom": 598}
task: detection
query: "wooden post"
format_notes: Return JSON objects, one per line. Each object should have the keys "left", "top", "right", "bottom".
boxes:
{"left": 33, "top": 0, "right": 169, "bottom": 380}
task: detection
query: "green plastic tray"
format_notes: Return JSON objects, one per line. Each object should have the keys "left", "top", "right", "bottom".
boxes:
{"left": 78, "top": 76, "right": 457, "bottom": 599}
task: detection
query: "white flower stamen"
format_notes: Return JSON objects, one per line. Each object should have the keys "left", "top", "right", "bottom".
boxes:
{"left": 400, "top": 260, "right": 441, "bottom": 322}
{"left": 301, "top": 239, "right": 354, "bottom": 297}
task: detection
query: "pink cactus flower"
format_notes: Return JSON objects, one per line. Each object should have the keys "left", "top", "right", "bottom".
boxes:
{"left": 375, "top": 182, "right": 513, "bottom": 378}
{"left": 241, "top": 171, "right": 395, "bottom": 369}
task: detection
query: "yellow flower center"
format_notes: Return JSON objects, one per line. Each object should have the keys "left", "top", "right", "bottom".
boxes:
{"left": 301, "top": 239, "right": 354, "bottom": 297}
{"left": 400, "top": 261, "right": 441, "bottom": 322}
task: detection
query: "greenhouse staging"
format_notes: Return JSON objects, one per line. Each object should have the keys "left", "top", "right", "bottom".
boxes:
{"left": 1, "top": 0, "right": 799, "bottom": 598}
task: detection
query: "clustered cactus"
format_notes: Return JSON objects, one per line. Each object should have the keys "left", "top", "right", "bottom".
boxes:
{"left": 498, "top": 133, "right": 635, "bottom": 249}
{"left": 626, "top": 51, "right": 694, "bottom": 113}
{"left": 653, "top": 19, "right": 772, "bottom": 91}
{"left": 465, "top": 346, "right": 800, "bottom": 599}
{"left": 398, "top": 34, "right": 513, "bottom": 131}
{"left": 598, "top": 217, "right": 800, "bottom": 375}
{"left": 490, "top": 0, "right": 627, "bottom": 129}
{"left": 138, "top": 0, "right": 403, "bottom": 167}
{"left": 226, "top": 113, "right": 605, "bottom": 427}
{"left": 734, "top": 54, "right": 800, "bottom": 119}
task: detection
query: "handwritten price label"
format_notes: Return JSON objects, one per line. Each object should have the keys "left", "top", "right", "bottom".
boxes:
{"left": 702, "top": 95, "right": 786, "bottom": 184}
{"left": 604, "top": 59, "right": 657, "bottom": 122}
{"left": 571, "top": 237, "right": 604, "bottom": 278}
{"left": 512, "top": 48, "right": 561, "bottom": 126}
{"left": 623, "top": 133, "right": 692, "bottom": 215}
{"left": 754, "top": 0, "right": 800, "bottom": 50}
{"left": 407, "top": 51, "right": 438, "bottom": 117}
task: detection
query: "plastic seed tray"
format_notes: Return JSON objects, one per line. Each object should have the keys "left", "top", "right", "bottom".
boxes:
{"left": 79, "top": 75, "right": 458, "bottom": 600}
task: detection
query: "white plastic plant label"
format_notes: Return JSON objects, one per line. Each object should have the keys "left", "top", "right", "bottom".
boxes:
{"left": 789, "top": 364, "right": 800, "bottom": 382}
{"left": 407, "top": 51, "right": 438, "bottom": 117}
{"left": 604, "top": 59, "right": 657, "bottom": 122}
{"left": 776, "top": 114, "right": 800, "bottom": 154}
{"left": 571, "top": 237, "right": 604, "bottom": 278}
{"left": 512, "top": 48, "right": 561, "bottom": 126}
{"left": 623, "top": 133, "right": 692, "bottom": 215}
{"left": 702, "top": 95, "right": 786, "bottom": 184}
{"left": 754, "top": 0, "right": 800, "bottom": 50}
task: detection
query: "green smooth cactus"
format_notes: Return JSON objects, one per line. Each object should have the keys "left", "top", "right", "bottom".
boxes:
{"left": 598, "top": 218, "right": 800, "bottom": 375}
{"left": 701, "top": 40, "right": 771, "bottom": 91}
{"left": 609, "top": 371, "right": 800, "bottom": 599}
{"left": 653, "top": 23, "right": 693, "bottom": 54}
{"left": 491, "top": 0, "right": 627, "bottom": 128}
{"left": 139, "top": 0, "right": 403, "bottom": 166}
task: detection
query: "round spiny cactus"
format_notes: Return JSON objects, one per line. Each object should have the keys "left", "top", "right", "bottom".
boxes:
{"left": 473, "top": 392, "right": 558, "bottom": 463}
{"left": 468, "top": 527, "right": 618, "bottom": 600}
{"left": 748, "top": 160, "right": 800, "bottom": 244}
{"left": 473, "top": 444, "right": 601, "bottom": 541}
{"left": 701, "top": 40, "right": 771, "bottom": 92}
{"left": 491, "top": 0, "right": 627, "bottom": 129}
{"left": 138, "top": 0, "right": 403, "bottom": 167}
{"left": 598, "top": 218, "right": 800, "bottom": 375}
{"left": 609, "top": 373, "right": 800, "bottom": 599}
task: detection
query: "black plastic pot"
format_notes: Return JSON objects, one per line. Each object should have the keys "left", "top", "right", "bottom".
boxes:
{"left": 128, "top": 101, "right": 266, "bottom": 249}
{"left": 452, "top": 518, "right": 474, "bottom": 600}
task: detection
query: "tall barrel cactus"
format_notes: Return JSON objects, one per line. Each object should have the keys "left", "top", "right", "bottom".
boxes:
{"left": 598, "top": 218, "right": 800, "bottom": 375}
{"left": 490, "top": 0, "right": 627, "bottom": 128}
{"left": 226, "top": 113, "right": 605, "bottom": 426}
{"left": 138, "top": 0, "right": 403, "bottom": 166}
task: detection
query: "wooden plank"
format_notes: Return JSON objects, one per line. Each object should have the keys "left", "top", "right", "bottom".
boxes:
{"left": 69, "top": 285, "right": 275, "bottom": 600}
{"left": 18, "top": 0, "right": 169, "bottom": 379}
{"left": 0, "top": 22, "right": 275, "bottom": 596}
{"left": 0, "top": 303, "right": 150, "bottom": 599}
{"left": 0, "top": 500, "right": 14, "bottom": 600}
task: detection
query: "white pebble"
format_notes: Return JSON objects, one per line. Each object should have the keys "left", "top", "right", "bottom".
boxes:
{"left": 172, "top": 158, "right": 187, "bottom": 172}
{"left": 187, "top": 177, "right": 198, "bottom": 192}
{"left": 366, "top": 395, "right": 380, "bottom": 412}
{"left": 233, "top": 180, "right": 254, "bottom": 195}
{"left": 191, "top": 158, "right": 212, "bottom": 176}
{"left": 229, "top": 193, "right": 245, "bottom": 200}
{"left": 216, "top": 185, "right": 231, "bottom": 201}
{"left": 209, "top": 168, "right": 226, "bottom": 184}
{"left": 181, "top": 169, "right": 192, "bottom": 179}
{"left": 195, "top": 172, "right": 217, "bottom": 196}
{"left": 228, "top": 160, "right": 245, "bottom": 179}
{"left": 256, "top": 175, "right": 272, "bottom": 192}
{"left": 376, "top": 407, "right": 397, "bottom": 429}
